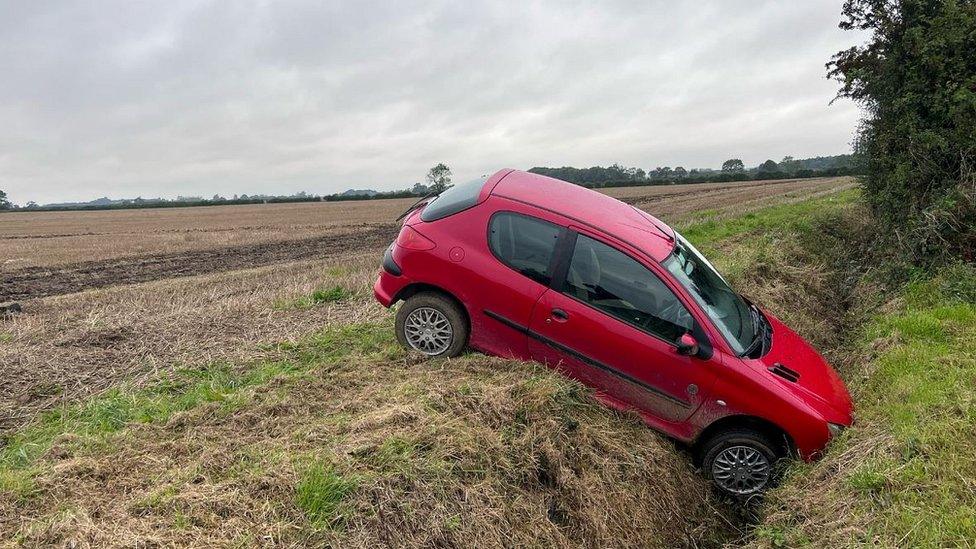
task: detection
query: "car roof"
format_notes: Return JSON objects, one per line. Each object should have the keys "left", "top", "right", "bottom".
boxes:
{"left": 487, "top": 169, "right": 676, "bottom": 262}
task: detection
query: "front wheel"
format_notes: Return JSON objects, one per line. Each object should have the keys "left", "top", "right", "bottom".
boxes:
{"left": 395, "top": 292, "right": 468, "bottom": 358}
{"left": 699, "top": 429, "right": 780, "bottom": 497}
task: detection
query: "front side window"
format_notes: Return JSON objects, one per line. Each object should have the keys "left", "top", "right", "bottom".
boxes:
{"left": 489, "top": 212, "right": 561, "bottom": 285}
{"left": 663, "top": 233, "right": 753, "bottom": 354}
{"left": 565, "top": 234, "right": 693, "bottom": 342}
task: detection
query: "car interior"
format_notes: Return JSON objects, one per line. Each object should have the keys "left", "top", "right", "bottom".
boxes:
{"left": 566, "top": 235, "right": 693, "bottom": 341}
{"left": 490, "top": 213, "right": 694, "bottom": 342}
{"left": 489, "top": 213, "right": 559, "bottom": 285}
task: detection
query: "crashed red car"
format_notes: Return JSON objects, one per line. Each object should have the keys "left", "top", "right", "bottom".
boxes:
{"left": 374, "top": 168, "right": 853, "bottom": 496}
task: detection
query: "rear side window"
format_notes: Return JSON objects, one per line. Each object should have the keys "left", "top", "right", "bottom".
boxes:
{"left": 420, "top": 177, "right": 488, "bottom": 222}
{"left": 565, "top": 234, "right": 693, "bottom": 343}
{"left": 489, "top": 212, "right": 561, "bottom": 285}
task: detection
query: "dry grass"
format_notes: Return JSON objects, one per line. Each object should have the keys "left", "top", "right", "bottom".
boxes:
{"left": 0, "top": 251, "right": 384, "bottom": 432}
{"left": 0, "top": 321, "right": 730, "bottom": 548}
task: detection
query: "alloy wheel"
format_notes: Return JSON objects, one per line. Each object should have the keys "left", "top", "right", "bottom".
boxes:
{"left": 403, "top": 307, "right": 453, "bottom": 355}
{"left": 711, "top": 445, "right": 771, "bottom": 495}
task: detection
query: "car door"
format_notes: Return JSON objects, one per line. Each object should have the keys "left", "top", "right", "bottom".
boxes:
{"left": 527, "top": 229, "right": 716, "bottom": 422}
{"left": 474, "top": 207, "right": 564, "bottom": 359}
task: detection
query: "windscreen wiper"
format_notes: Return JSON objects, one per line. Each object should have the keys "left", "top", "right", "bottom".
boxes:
{"left": 395, "top": 191, "right": 439, "bottom": 223}
{"left": 738, "top": 304, "right": 764, "bottom": 358}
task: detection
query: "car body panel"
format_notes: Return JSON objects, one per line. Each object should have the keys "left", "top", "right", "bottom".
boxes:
{"left": 527, "top": 288, "right": 715, "bottom": 422}
{"left": 752, "top": 311, "right": 854, "bottom": 425}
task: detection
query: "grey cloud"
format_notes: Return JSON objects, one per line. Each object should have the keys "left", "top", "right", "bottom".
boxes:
{"left": 0, "top": 1, "right": 865, "bottom": 204}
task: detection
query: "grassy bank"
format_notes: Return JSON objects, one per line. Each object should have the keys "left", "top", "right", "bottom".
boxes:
{"left": 0, "top": 320, "right": 725, "bottom": 547}
{"left": 680, "top": 187, "right": 976, "bottom": 546}
{"left": 678, "top": 188, "right": 863, "bottom": 357}
{"left": 751, "top": 264, "right": 976, "bottom": 547}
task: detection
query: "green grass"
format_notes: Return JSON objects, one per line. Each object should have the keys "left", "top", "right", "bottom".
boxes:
{"left": 276, "top": 322, "right": 401, "bottom": 364}
{"left": 840, "top": 269, "right": 976, "bottom": 545}
{"left": 673, "top": 188, "right": 976, "bottom": 545}
{"left": 0, "top": 361, "right": 298, "bottom": 472}
{"left": 677, "top": 188, "right": 859, "bottom": 254}
{"left": 296, "top": 461, "right": 359, "bottom": 528}
{"left": 754, "top": 267, "right": 976, "bottom": 546}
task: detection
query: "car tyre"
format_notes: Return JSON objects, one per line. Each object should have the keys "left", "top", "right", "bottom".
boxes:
{"left": 699, "top": 428, "right": 780, "bottom": 498}
{"left": 395, "top": 292, "right": 468, "bottom": 358}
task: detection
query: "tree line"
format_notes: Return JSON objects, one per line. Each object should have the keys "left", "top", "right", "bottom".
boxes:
{"left": 0, "top": 164, "right": 457, "bottom": 213}
{"left": 0, "top": 156, "right": 861, "bottom": 213}
{"left": 529, "top": 154, "right": 861, "bottom": 188}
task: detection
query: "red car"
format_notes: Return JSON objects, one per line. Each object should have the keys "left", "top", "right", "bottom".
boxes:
{"left": 374, "top": 169, "right": 853, "bottom": 496}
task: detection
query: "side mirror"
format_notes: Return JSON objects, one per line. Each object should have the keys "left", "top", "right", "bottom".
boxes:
{"left": 676, "top": 333, "right": 700, "bottom": 356}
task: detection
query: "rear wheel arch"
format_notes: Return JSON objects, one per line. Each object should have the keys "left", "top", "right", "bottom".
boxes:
{"left": 393, "top": 283, "right": 470, "bottom": 331}
{"left": 693, "top": 415, "right": 795, "bottom": 462}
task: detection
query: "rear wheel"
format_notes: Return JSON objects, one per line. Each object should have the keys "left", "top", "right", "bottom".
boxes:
{"left": 699, "top": 429, "right": 780, "bottom": 497}
{"left": 395, "top": 292, "right": 468, "bottom": 358}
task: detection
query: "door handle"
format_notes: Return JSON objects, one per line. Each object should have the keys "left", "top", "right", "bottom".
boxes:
{"left": 551, "top": 308, "right": 568, "bottom": 321}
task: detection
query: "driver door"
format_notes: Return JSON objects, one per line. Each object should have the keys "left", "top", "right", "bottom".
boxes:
{"left": 527, "top": 230, "right": 715, "bottom": 422}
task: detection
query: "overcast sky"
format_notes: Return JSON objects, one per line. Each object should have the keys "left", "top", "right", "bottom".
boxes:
{"left": 0, "top": 1, "right": 865, "bottom": 205}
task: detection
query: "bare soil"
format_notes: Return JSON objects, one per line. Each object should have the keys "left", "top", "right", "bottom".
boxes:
{"left": 0, "top": 198, "right": 419, "bottom": 268}
{"left": 0, "top": 224, "right": 398, "bottom": 302}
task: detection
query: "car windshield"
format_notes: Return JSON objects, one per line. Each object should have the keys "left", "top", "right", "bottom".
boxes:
{"left": 662, "top": 233, "right": 754, "bottom": 354}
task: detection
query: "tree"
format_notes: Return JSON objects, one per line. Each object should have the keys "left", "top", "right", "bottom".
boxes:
{"left": 780, "top": 156, "right": 801, "bottom": 174}
{"left": 623, "top": 166, "right": 646, "bottom": 180}
{"left": 758, "top": 159, "right": 779, "bottom": 172}
{"left": 0, "top": 189, "right": 10, "bottom": 210}
{"left": 722, "top": 159, "right": 745, "bottom": 173}
{"left": 829, "top": 0, "right": 976, "bottom": 261}
{"left": 411, "top": 182, "right": 429, "bottom": 195}
{"left": 648, "top": 166, "right": 675, "bottom": 180}
{"left": 25, "top": 201, "right": 38, "bottom": 209}
{"left": 674, "top": 167, "right": 688, "bottom": 179}
{"left": 426, "top": 163, "right": 453, "bottom": 194}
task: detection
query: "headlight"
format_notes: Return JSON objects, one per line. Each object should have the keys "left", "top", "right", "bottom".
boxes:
{"left": 827, "top": 422, "right": 846, "bottom": 439}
